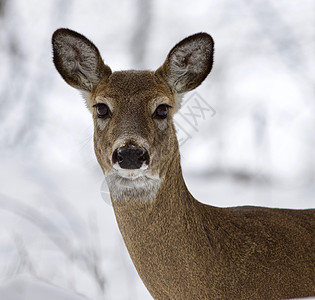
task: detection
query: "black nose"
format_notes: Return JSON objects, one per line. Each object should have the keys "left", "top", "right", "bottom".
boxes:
{"left": 112, "top": 147, "right": 149, "bottom": 169}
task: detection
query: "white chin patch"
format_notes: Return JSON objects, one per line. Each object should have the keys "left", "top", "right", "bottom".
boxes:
{"left": 112, "top": 162, "right": 148, "bottom": 179}
{"left": 105, "top": 164, "right": 161, "bottom": 201}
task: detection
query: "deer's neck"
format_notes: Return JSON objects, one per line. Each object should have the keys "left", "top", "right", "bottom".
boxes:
{"left": 111, "top": 153, "right": 215, "bottom": 298}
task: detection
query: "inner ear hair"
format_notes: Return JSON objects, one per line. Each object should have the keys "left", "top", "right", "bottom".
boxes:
{"left": 156, "top": 32, "right": 214, "bottom": 94}
{"left": 52, "top": 28, "right": 112, "bottom": 92}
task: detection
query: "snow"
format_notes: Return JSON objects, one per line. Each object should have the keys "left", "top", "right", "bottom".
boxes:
{"left": 0, "top": 274, "right": 86, "bottom": 300}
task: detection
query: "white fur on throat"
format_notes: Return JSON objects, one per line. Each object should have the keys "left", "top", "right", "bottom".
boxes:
{"left": 105, "top": 165, "right": 162, "bottom": 201}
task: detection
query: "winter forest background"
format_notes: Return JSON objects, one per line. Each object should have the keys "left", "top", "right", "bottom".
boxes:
{"left": 0, "top": 0, "right": 314, "bottom": 299}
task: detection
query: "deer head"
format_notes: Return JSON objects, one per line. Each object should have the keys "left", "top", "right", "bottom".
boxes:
{"left": 52, "top": 29, "right": 214, "bottom": 201}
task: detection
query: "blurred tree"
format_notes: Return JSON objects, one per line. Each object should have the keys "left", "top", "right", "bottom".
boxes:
{"left": 0, "top": 0, "right": 7, "bottom": 17}
{"left": 130, "top": 0, "right": 152, "bottom": 69}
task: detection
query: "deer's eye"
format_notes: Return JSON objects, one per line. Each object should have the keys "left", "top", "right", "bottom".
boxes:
{"left": 93, "top": 103, "right": 111, "bottom": 118}
{"left": 153, "top": 104, "right": 171, "bottom": 120}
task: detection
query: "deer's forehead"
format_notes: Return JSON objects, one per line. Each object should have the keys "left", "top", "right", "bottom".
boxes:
{"left": 94, "top": 70, "right": 172, "bottom": 104}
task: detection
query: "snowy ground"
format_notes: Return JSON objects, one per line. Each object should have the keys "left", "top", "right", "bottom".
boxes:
{"left": 0, "top": 274, "right": 86, "bottom": 300}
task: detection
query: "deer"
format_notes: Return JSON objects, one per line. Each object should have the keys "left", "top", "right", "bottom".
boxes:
{"left": 52, "top": 28, "right": 315, "bottom": 300}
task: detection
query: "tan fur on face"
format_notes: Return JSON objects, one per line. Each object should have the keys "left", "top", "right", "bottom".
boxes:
{"left": 89, "top": 71, "right": 179, "bottom": 201}
{"left": 92, "top": 71, "right": 176, "bottom": 170}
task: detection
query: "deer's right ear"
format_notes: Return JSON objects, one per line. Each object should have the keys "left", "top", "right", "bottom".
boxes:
{"left": 156, "top": 33, "right": 214, "bottom": 102}
{"left": 52, "top": 28, "right": 112, "bottom": 105}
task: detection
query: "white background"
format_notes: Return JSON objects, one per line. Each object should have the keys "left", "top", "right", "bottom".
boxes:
{"left": 0, "top": 0, "right": 314, "bottom": 299}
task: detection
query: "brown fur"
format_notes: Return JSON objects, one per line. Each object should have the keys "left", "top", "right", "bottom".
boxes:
{"left": 52, "top": 29, "right": 315, "bottom": 299}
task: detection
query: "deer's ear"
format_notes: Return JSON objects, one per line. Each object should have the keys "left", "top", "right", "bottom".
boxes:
{"left": 52, "top": 28, "right": 112, "bottom": 94}
{"left": 156, "top": 33, "right": 214, "bottom": 96}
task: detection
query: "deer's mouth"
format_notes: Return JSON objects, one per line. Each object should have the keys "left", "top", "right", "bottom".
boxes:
{"left": 112, "top": 162, "right": 148, "bottom": 180}
{"left": 106, "top": 161, "right": 160, "bottom": 187}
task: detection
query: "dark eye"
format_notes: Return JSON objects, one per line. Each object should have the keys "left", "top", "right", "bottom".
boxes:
{"left": 153, "top": 104, "right": 171, "bottom": 120}
{"left": 93, "top": 103, "right": 111, "bottom": 118}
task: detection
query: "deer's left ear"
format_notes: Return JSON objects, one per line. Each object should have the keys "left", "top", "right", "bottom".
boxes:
{"left": 156, "top": 33, "right": 214, "bottom": 96}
